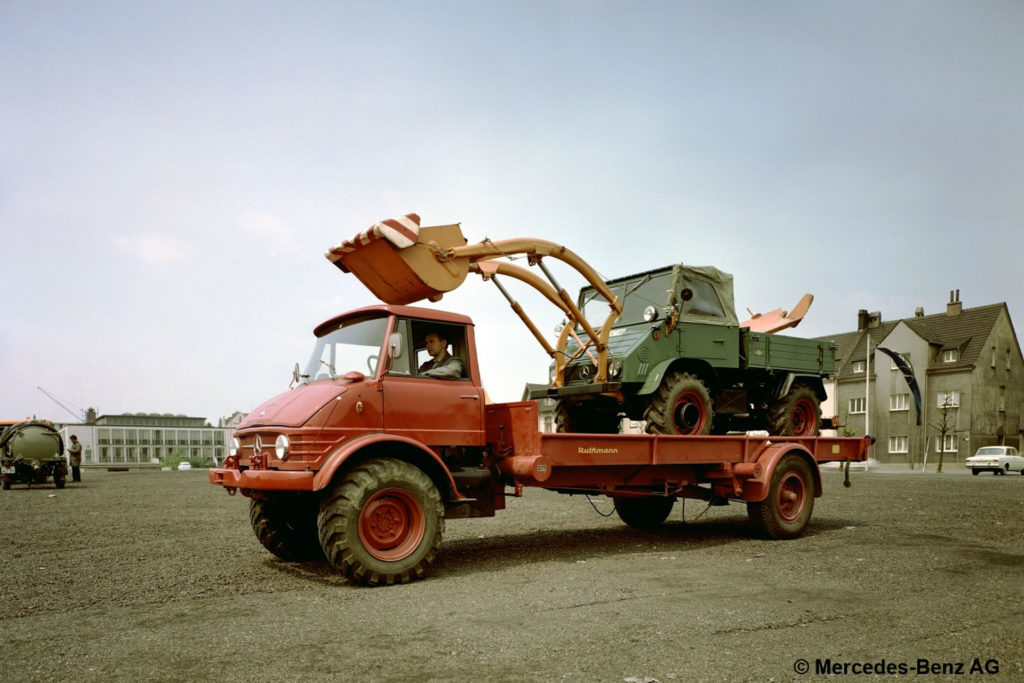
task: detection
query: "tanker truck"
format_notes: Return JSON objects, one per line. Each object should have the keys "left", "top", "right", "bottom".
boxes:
{"left": 1, "top": 419, "right": 67, "bottom": 490}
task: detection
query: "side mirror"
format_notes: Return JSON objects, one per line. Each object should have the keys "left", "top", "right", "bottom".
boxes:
{"left": 388, "top": 333, "right": 403, "bottom": 359}
{"left": 292, "top": 362, "right": 301, "bottom": 386}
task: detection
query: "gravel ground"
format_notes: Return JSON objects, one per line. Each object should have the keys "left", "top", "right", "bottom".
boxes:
{"left": 1, "top": 467, "right": 1022, "bottom": 682}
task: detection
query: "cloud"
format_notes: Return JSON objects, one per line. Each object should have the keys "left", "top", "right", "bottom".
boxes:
{"left": 113, "top": 233, "right": 189, "bottom": 265}
{"left": 236, "top": 210, "right": 300, "bottom": 253}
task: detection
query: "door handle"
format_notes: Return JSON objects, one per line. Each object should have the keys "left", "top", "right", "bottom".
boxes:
{"left": 460, "top": 395, "right": 480, "bottom": 400}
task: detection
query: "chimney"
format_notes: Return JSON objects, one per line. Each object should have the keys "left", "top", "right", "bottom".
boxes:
{"left": 947, "top": 290, "right": 962, "bottom": 317}
{"left": 915, "top": 307, "right": 925, "bottom": 318}
{"left": 857, "top": 309, "right": 869, "bottom": 331}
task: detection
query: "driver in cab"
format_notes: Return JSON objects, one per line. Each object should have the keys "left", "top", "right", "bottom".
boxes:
{"left": 418, "top": 331, "right": 464, "bottom": 379}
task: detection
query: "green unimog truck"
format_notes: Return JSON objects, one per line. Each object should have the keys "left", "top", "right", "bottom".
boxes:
{"left": 0, "top": 419, "right": 68, "bottom": 489}
{"left": 532, "top": 264, "right": 835, "bottom": 436}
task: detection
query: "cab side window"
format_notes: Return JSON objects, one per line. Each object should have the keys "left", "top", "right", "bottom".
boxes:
{"left": 411, "top": 321, "right": 468, "bottom": 380}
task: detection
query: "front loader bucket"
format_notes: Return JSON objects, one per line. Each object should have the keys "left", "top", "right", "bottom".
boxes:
{"left": 325, "top": 214, "right": 470, "bottom": 305}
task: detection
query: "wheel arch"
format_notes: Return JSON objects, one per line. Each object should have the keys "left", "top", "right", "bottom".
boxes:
{"left": 637, "top": 358, "right": 720, "bottom": 396}
{"left": 312, "top": 434, "right": 458, "bottom": 502}
{"left": 778, "top": 373, "right": 828, "bottom": 402}
{"left": 741, "top": 443, "right": 822, "bottom": 503}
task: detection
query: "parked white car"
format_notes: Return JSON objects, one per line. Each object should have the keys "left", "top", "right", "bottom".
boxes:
{"left": 965, "top": 446, "right": 1024, "bottom": 476}
{"left": 177, "top": 461, "right": 192, "bottom": 471}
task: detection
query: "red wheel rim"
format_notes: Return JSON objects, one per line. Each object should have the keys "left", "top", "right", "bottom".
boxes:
{"left": 790, "top": 397, "right": 817, "bottom": 436}
{"left": 776, "top": 471, "right": 807, "bottom": 523}
{"left": 672, "top": 391, "right": 707, "bottom": 434}
{"left": 358, "top": 488, "right": 425, "bottom": 561}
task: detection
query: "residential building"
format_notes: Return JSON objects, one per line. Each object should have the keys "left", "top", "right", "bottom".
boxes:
{"left": 818, "top": 292, "right": 1024, "bottom": 465}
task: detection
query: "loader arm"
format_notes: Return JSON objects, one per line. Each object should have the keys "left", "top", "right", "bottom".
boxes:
{"left": 326, "top": 214, "right": 621, "bottom": 387}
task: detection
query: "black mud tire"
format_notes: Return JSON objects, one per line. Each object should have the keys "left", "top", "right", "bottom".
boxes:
{"left": 318, "top": 458, "right": 443, "bottom": 586}
{"left": 554, "top": 401, "right": 618, "bottom": 434}
{"left": 53, "top": 474, "right": 66, "bottom": 489}
{"left": 747, "top": 454, "right": 815, "bottom": 540}
{"left": 250, "top": 493, "right": 325, "bottom": 562}
{"left": 768, "top": 384, "right": 821, "bottom": 437}
{"left": 614, "top": 496, "right": 676, "bottom": 529}
{"left": 644, "top": 371, "right": 714, "bottom": 436}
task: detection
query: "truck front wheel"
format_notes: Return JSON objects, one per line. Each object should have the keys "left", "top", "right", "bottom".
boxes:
{"left": 614, "top": 496, "right": 675, "bottom": 528}
{"left": 644, "top": 372, "right": 714, "bottom": 436}
{"left": 318, "top": 458, "right": 443, "bottom": 586}
{"left": 250, "top": 494, "right": 325, "bottom": 562}
{"left": 768, "top": 384, "right": 821, "bottom": 437}
{"left": 747, "top": 454, "right": 815, "bottom": 539}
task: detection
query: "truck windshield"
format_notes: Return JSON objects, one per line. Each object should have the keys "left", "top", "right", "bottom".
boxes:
{"left": 580, "top": 273, "right": 672, "bottom": 328}
{"left": 305, "top": 316, "right": 388, "bottom": 381}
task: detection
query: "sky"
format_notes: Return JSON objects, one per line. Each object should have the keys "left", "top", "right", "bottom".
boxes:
{"left": 2, "top": 1, "right": 1022, "bottom": 424}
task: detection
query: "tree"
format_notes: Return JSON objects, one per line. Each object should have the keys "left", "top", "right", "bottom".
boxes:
{"left": 931, "top": 396, "right": 955, "bottom": 474}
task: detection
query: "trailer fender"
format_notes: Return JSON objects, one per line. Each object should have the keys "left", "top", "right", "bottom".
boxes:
{"left": 741, "top": 443, "right": 822, "bottom": 503}
{"left": 311, "top": 433, "right": 459, "bottom": 500}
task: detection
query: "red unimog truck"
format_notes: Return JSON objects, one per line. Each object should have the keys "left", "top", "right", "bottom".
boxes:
{"left": 210, "top": 214, "right": 870, "bottom": 585}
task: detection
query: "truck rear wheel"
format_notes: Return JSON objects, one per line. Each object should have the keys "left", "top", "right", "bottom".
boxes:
{"left": 53, "top": 474, "right": 66, "bottom": 489}
{"left": 1, "top": 475, "right": 10, "bottom": 490}
{"left": 768, "top": 384, "right": 821, "bottom": 437}
{"left": 614, "top": 496, "right": 675, "bottom": 528}
{"left": 318, "top": 458, "right": 443, "bottom": 586}
{"left": 747, "top": 454, "right": 815, "bottom": 539}
{"left": 250, "top": 494, "right": 325, "bottom": 562}
{"left": 644, "top": 372, "right": 714, "bottom": 436}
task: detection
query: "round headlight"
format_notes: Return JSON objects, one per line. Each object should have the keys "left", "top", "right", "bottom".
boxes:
{"left": 643, "top": 305, "right": 658, "bottom": 322}
{"left": 275, "top": 434, "right": 290, "bottom": 460}
{"left": 609, "top": 360, "right": 622, "bottom": 378}
{"left": 229, "top": 437, "right": 240, "bottom": 457}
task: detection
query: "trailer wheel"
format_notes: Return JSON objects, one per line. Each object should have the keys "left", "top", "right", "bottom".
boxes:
{"left": 250, "top": 494, "right": 325, "bottom": 562}
{"left": 644, "top": 372, "right": 713, "bottom": 436}
{"left": 747, "top": 454, "right": 815, "bottom": 539}
{"left": 768, "top": 384, "right": 821, "bottom": 437}
{"left": 614, "top": 496, "right": 675, "bottom": 529}
{"left": 318, "top": 458, "right": 443, "bottom": 586}
{"left": 53, "top": 474, "right": 66, "bottom": 489}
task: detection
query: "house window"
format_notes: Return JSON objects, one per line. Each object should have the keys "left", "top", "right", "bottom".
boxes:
{"left": 935, "top": 434, "right": 958, "bottom": 453}
{"left": 1007, "top": 349, "right": 1012, "bottom": 372}
{"left": 936, "top": 391, "right": 960, "bottom": 408}
{"left": 890, "top": 394, "right": 909, "bottom": 411}
{"left": 888, "top": 436, "right": 908, "bottom": 454}
{"left": 852, "top": 360, "right": 865, "bottom": 374}
{"left": 992, "top": 346, "right": 997, "bottom": 368}
{"left": 942, "top": 349, "right": 958, "bottom": 363}
{"left": 890, "top": 352, "right": 911, "bottom": 370}
{"left": 849, "top": 397, "right": 866, "bottom": 414}
{"left": 999, "top": 386, "right": 1006, "bottom": 412}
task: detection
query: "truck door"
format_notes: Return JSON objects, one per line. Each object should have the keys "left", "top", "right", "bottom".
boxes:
{"left": 381, "top": 319, "right": 485, "bottom": 447}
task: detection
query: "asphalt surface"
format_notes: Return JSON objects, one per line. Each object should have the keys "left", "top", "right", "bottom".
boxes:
{"left": 1, "top": 466, "right": 1021, "bottom": 682}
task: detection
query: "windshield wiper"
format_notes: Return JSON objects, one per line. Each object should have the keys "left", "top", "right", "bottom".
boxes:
{"left": 320, "top": 359, "right": 336, "bottom": 378}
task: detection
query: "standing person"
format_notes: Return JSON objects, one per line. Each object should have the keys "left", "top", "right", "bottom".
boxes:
{"left": 68, "top": 434, "right": 83, "bottom": 482}
{"left": 418, "top": 331, "right": 464, "bottom": 379}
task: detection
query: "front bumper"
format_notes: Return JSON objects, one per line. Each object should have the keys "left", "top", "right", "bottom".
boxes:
{"left": 209, "top": 467, "right": 315, "bottom": 492}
